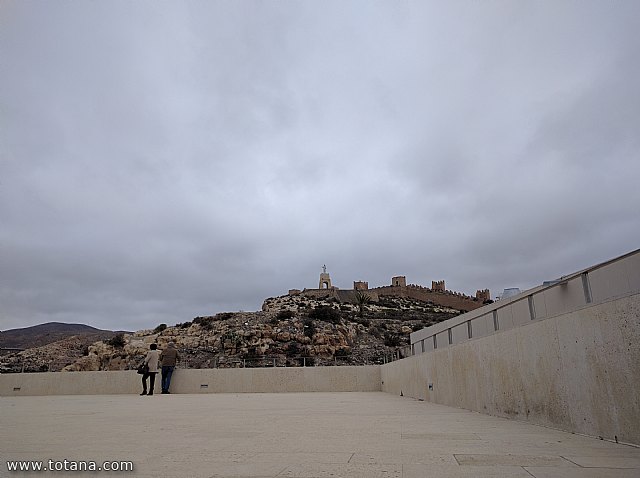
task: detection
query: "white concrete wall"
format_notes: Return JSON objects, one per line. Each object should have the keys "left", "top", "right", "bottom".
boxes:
{"left": 0, "top": 366, "right": 381, "bottom": 396}
{"left": 381, "top": 292, "right": 640, "bottom": 445}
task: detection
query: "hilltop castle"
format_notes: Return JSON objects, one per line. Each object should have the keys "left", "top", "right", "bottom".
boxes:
{"left": 288, "top": 267, "right": 489, "bottom": 313}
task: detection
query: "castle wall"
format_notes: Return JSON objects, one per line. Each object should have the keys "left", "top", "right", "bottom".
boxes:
{"left": 299, "top": 270, "right": 485, "bottom": 311}
{"left": 374, "top": 285, "right": 484, "bottom": 312}
{"left": 301, "top": 289, "right": 335, "bottom": 300}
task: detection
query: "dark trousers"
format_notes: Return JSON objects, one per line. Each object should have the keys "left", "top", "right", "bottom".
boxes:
{"left": 161, "top": 366, "right": 175, "bottom": 392}
{"left": 142, "top": 372, "right": 156, "bottom": 393}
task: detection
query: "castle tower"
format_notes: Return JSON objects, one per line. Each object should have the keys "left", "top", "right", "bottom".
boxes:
{"left": 391, "top": 276, "right": 406, "bottom": 287}
{"left": 432, "top": 280, "right": 445, "bottom": 291}
{"left": 354, "top": 281, "right": 369, "bottom": 290}
{"left": 319, "top": 264, "right": 332, "bottom": 289}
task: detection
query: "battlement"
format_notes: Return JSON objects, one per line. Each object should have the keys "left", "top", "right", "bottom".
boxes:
{"left": 432, "top": 280, "right": 445, "bottom": 292}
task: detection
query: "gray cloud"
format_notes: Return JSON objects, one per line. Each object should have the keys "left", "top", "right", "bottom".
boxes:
{"left": 1, "top": 1, "right": 639, "bottom": 331}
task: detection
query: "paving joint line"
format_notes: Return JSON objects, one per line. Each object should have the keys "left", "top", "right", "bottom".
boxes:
{"left": 560, "top": 455, "right": 583, "bottom": 467}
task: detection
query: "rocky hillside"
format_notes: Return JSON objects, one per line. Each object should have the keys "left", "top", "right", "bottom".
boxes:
{"left": 1, "top": 293, "right": 461, "bottom": 373}
{"left": 0, "top": 334, "right": 121, "bottom": 373}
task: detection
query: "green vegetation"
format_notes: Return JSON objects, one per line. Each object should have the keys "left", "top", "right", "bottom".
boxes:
{"left": 354, "top": 291, "right": 371, "bottom": 317}
{"left": 221, "top": 331, "right": 240, "bottom": 345}
{"left": 277, "top": 310, "right": 295, "bottom": 321}
{"left": 303, "top": 318, "right": 315, "bottom": 338}
{"left": 215, "top": 312, "right": 236, "bottom": 321}
{"left": 383, "top": 332, "right": 401, "bottom": 347}
{"left": 198, "top": 318, "right": 216, "bottom": 330}
{"left": 308, "top": 306, "right": 342, "bottom": 324}
{"left": 107, "top": 333, "right": 125, "bottom": 348}
{"left": 286, "top": 342, "right": 301, "bottom": 357}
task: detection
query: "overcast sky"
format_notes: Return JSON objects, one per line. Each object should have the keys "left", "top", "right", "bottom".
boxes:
{"left": 1, "top": 1, "right": 639, "bottom": 332}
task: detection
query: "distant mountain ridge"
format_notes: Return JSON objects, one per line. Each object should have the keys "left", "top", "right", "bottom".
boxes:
{"left": 0, "top": 322, "right": 128, "bottom": 349}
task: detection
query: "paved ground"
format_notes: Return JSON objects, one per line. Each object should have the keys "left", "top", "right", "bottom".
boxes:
{"left": 1, "top": 392, "right": 639, "bottom": 477}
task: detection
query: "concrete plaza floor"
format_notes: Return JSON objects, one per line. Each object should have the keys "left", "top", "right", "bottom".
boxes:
{"left": 1, "top": 392, "right": 639, "bottom": 478}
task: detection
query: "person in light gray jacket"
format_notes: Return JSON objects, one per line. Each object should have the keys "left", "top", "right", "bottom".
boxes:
{"left": 140, "top": 344, "right": 160, "bottom": 396}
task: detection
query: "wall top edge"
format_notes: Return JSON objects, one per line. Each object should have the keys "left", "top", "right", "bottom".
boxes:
{"left": 410, "top": 247, "right": 640, "bottom": 344}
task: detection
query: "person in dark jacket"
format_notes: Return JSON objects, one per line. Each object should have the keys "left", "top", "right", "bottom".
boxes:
{"left": 160, "top": 342, "right": 179, "bottom": 394}
{"left": 140, "top": 344, "right": 160, "bottom": 396}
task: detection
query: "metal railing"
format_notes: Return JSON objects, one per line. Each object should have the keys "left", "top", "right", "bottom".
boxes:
{"left": 1, "top": 350, "right": 410, "bottom": 373}
{"left": 0, "top": 359, "right": 73, "bottom": 373}
{"left": 1, "top": 343, "right": 414, "bottom": 373}
{"left": 178, "top": 350, "right": 408, "bottom": 369}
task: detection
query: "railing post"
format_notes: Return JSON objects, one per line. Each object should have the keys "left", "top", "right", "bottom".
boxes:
{"left": 303, "top": 357, "right": 306, "bottom": 367}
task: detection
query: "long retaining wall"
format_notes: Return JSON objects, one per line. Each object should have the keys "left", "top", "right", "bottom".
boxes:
{"left": 382, "top": 249, "right": 640, "bottom": 446}
{"left": 0, "top": 365, "right": 381, "bottom": 396}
